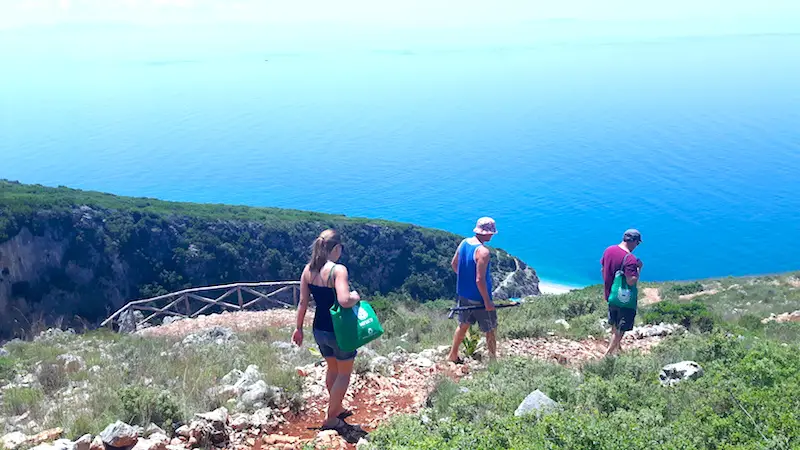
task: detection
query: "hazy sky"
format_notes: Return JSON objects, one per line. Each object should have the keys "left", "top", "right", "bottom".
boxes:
{"left": 3, "top": 0, "right": 800, "bottom": 29}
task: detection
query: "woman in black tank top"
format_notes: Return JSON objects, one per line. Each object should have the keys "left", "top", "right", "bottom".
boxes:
{"left": 293, "top": 229, "right": 362, "bottom": 433}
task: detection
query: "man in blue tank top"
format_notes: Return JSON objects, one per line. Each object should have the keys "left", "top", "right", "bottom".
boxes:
{"left": 446, "top": 217, "right": 498, "bottom": 363}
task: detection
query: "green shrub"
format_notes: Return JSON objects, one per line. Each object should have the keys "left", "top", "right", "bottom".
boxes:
{"left": 3, "top": 387, "right": 43, "bottom": 416}
{"left": 0, "top": 356, "right": 16, "bottom": 381}
{"left": 37, "top": 361, "right": 68, "bottom": 395}
{"left": 461, "top": 326, "right": 480, "bottom": 359}
{"left": 643, "top": 301, "right": 716, "bottom": 332}
{"left": 737, "top": 313, "right": 765, "bottom": 332}
{"left": 669, "top": 282, "right": 705, "bottom": 296}
{"left": 119, "top": 386, "right": 182, "bottom": 429}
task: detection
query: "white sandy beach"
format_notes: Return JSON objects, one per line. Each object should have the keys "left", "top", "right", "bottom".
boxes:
{"left": 538, "top": 280, "right": 583, "bottom": 295}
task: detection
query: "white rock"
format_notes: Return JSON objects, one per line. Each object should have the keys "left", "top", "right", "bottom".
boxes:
{"left": 73, "top": 434, "right": 92, "bottom": 450}
{"left": 660, "top": 361, "right": 704, "bottom": 386}
{"left": 220, "top": 369, "right": 243, "bottom": 387}
{"left": 1, "top": 431, "right": 28, "bottom": 450}
{"left": 514, "top": 390, "right": 560, "bottom": 417}
{"left": 368, "top": 357, "right": 393, "bottom": 375}
{"left": 418, "top": 349, "right": 437, "bottom": 360}
{"left": 554, "top": 319, "right": 571, "bottom": 330}
{"left": 52, "top": 439, "right": 74, "bottom": 450}
{"left": 414, "top": 358, "right": 434, "bottom": 368}
{"left": 233, "top": 365, "right": 262, "bottom": 391}
{"left": 0, "top": 348, "right": 9, "bottom": 358}
{"left": 100, "top": 421, "right": 139, "bottom": 447}
{"left": 143, "top": 424, "right": 166, "bottom": 438}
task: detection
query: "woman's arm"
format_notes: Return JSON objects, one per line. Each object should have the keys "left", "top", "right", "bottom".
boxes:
{"left": 333, "top": 265, "right": 360, "bottom": 308}
{"left": 292, "top": 266, "right": 311, "bottom": 345}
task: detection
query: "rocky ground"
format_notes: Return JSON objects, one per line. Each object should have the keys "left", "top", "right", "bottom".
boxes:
{"left": 2, "top": 311, "right": 684, "bottom": 450}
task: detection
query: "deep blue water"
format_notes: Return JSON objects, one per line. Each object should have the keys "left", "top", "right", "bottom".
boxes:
{"left": 2, "top": 21, "right": 799, "bottom": 287}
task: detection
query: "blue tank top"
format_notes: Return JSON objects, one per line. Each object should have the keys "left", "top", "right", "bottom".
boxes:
{"left": 456, "top": 240, "right": 492, "bottom": 303}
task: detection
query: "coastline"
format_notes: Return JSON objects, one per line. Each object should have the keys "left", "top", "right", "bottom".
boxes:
{"left": 538, "top": 279, "right": 585, "bottom": 295}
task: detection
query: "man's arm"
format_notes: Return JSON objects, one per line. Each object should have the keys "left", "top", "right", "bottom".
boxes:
{"left": 475, "top": 246, "right": 494, "bottom": 311}
{"left": 451, "top": 243, "right": 460, "bottom": 274}
{"left": 624, "top": 256, "right": 640, "bottom": 286}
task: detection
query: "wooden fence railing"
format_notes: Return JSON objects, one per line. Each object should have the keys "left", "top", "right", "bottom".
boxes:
{"left": 101, "top": 281, "right": 301, "bottom": 329}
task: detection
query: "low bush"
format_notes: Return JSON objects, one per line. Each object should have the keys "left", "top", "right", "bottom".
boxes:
{"left": 643, "top": 301, "right": 716, "bottom": 332}
{"left": 669, "top": 282, "right": 705, "bottom": 296}
{"left": 119, "top": 386, "right": 182, "bottom": 430}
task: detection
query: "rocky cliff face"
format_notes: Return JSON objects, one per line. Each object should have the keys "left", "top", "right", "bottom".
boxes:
{"left": 0, "top": 191, "right": 539, "bottom": 339}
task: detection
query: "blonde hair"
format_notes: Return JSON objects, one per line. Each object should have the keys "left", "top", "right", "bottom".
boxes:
{"left": 309, "top": 229, "right": 342, "bottom": 272}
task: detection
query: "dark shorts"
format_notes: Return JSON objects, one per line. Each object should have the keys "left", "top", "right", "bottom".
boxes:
{"left": 608, "top": 304, "right": 637, "bottom": 332}
{"left": 457, "top": 297, "right": 498, "bottom": 333}
{"left": 313, "top": 329, "right": 357, "bottom": 361}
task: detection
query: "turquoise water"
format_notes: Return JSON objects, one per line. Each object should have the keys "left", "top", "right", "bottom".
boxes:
{"left": 2, "top": 15, "right": 800, "bottom": 286}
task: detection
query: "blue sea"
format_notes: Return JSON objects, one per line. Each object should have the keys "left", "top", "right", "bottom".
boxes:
{"left": 2, "top": 6, "right": 800, "bottom": 287}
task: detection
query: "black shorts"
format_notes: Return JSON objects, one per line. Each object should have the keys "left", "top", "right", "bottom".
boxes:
{"left": 608, "top": 304, "right": 636, "bottom": 332}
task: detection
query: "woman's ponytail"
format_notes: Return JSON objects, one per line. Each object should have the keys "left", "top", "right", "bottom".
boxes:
{"left": 308, "top": 229, "right": 341, "bottom": 272}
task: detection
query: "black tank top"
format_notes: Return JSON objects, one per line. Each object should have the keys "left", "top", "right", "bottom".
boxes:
{"left": 309, "top": 284, "right": 336, "bottom": 332}
{"left": 309, "top": 265, "right": 338, "bottom": 332}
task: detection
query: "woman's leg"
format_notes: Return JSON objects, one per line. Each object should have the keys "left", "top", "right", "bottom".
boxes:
{"left": 324, "top": 357, "right": 338, "bottom": 395}
{"left": 325, "top": 358, "right": 354, "bottom": 425}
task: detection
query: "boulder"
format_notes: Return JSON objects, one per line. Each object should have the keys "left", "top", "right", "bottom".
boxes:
{"left": 240, "top": 380, "right": 271, "bottom": 410}
{"left": 73, "top": 434, "right": 92, "bottom": 450}
{"left": 250, "top": 408, "right": 276, "bottom": 429}
{"left": 554, "top": 319, "right": 571, "bottom": 330}
{"left": 89, "top": 435, "right": 104, "bottom": 450}
{"left": 367, "top": 357, "right": 393, "bottom": 376}
{"left": 418, "top": 349, "right": 437, "bottom": 361}
{"left": 387, "top": 347, "right": 408, "bottom": 364}
{"left": 413, "top": 358, "right": 434, "bottom": 368}
{"left": 118, "top": 310, "right": 137, "bottom": 334}
{"left": 181, "top": 327, "right": 240, "bottom": 347}
{"left": 29, "top": 429, "right": 64, "bottom": 446}
{"left": 229, "top": 414, "right": 251, "bottom": 431}
{"left": 1, "top": 431, "right": 28, "bottom": 450}
{"left": 192, "top": 407, "right": 231, "bottom": 446}
{"left": 161, "top": 316, "right": 184, "bottom": 326}
{"left": 100, "top": 421, "right": 139, "bottom": 448}
{"left": 131, "top": 434, "right": 168, "bottom": 450}
{"left": 660, "top": 361, "right": 704, "bottom": 386}
{"left": 220, "top": 369, "right": 244, "bottom": 387}
{"left": 52, "top": 439, "right": 74, "bottom": 450}
{"left": 57, "top": 354, "right": 86, "bottom": 374}
{"left": 233, "top": 365, "right": 262, "bottom": 391}
{"left": 143, "top": 424, "right": 166, "bottom": 438}
{"left": 514, "top": 390, "right": 560, "bottom": 417}
{"left": 0, "top": 348, "right": 9, "bottom": 357}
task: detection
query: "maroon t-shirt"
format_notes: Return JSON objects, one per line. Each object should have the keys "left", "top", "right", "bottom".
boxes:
{"left": 601, "top": 245, "right": 640, "bottom": 301}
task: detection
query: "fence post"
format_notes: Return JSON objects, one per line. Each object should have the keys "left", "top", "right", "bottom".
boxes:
{"left": 183, "top": 294, "right": 190, "bottom": 316}
{"left": 237, "top": 287, "right": 244, "bottom": 309}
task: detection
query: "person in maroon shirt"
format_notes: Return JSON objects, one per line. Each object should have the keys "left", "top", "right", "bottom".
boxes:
{"left": 600, "top": 229, "right": 643, "bottom": 356}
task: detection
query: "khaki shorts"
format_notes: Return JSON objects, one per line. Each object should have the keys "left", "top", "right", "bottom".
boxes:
{"left": 457, "top": 297, "right": 498, "bottom": 332}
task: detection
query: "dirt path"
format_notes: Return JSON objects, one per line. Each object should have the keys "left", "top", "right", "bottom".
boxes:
{"left": 138, "top": 312, "right": 680, "bottom": 449}
{"left": 640, "top": 287, "right": 663, "bottom": 306}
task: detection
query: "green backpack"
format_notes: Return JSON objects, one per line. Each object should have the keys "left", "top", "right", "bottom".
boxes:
{"left": 327, "top": 265, "right": 384, "bottom": 352}
{"left": 608, "top": 253, "right": 638, "bottom": 309}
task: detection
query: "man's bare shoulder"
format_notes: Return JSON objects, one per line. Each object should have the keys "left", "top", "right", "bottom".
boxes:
{"left": 475, "top": 245, "right": 491, "bottom": 258}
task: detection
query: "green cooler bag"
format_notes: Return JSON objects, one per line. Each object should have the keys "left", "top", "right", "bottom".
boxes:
{"left": 608, "top": 253, "right": 638, "bottom": 309}
{"left": 330, "top": 301, "right": 384, "bottom": 352}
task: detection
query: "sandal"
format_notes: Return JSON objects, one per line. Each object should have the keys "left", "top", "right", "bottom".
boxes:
{"left": 448, "top": 357, "right": 465, "bottom": 365}
{"left": 337, "top": 409, "right": 354, "bottom": 420}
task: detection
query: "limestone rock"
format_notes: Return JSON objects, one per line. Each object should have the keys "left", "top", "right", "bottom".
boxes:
{"left": 181, "top": 327, "right": 240, "bottom": 347}
{"left": 660, "top": 361, "right": 704, "bottom": 386}
{"left": 100, "top": 421, "right": 139, "bottom": 447}
{"left": 0, "top": 348, "right": 9, "bottom": 358}
{"left": 367, "top": 357, "right": 393, "bottom": 376}
{"left": 554, "top": 319, "right": 571, "bottom": 330}
{"left": 57, "top": 354, "right": 86, "bottom": 374}
{"left": 29, "top": 429, "right": 64, "bottom": 446}
{"left": 1, "top": 431, "right": 28, "bottom": 450}
{"left": 413, "top": 358, "right": 434, "bottom": 368}
{"left": 143, "top": 424, "right": 166, "bottom": 438}
{"left": 514, "top": 390, "right": 560, "bottom": 417}
{"left": 89, "top": 435, "right": 104, "bottom": 450}
{"left": 73, "top": 434, "right": 92, "bottom": 450}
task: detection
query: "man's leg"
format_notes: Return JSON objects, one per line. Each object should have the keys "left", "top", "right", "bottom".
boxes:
{"left": 485, "top": 329, "right": 497, "bottom": 361}
{"left": 448, "top": 322, "right": 470, "bottom": 362}
{"left": 604, "top": 327, "right": 623, "bottom": 357}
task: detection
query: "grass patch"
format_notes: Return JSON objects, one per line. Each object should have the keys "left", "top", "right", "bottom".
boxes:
{"left": 643, "top": 301, "right": 716, "bottom": 332}
{"left": 3, "top": 387, "right": 44, "bottom": 416}
{"left": 369, "top": 333, "right": 800, "bottom": 449}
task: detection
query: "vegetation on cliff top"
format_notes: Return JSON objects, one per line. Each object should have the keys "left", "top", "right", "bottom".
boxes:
{"left": 0, "top": 180, "right": 535, "bottom": 339}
